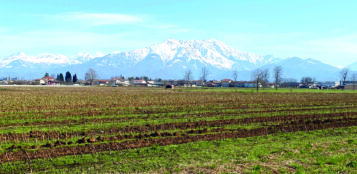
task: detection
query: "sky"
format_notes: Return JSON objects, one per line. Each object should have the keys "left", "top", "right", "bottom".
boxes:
{"left": 0, "top": 0, "right": 357, "bottom": 67}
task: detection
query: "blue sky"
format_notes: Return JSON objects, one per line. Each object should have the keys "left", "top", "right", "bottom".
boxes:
{"left": 1, "top": 0, "right": 357, "bottom": 67}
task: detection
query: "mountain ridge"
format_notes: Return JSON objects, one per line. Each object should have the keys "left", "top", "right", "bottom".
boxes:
{"left": 0, "top": 39, "right": 349, "bottom": 81}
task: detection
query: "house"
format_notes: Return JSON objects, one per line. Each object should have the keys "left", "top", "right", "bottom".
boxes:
{"left": 132, "top": 80, "right": 147, "bottom": 86}
{"left": 268, "top": 83, "right": 275, "bottom": 88}
{"left": 112, "top": 78, "right": 130, "bottom": 86}
{"left": 111, "top": 78, "right": 121, "bottom": 84}
{"left": 234, "top": 81, "right": 257, "bottom": 88}
{"left": 118, "top": 80, "right": 130, "bottom": 86}
{"left": 147, "top": 81, "right": 164, "bottom": 87}
{"left": 280, "top": 82, "right": 299, "bottom": 88}
{"left": 221, "top": 79, "right": 232, "bottom": 87}
{"left": 206, "top": 80, "right": 221, "bottom": 87}
{"left": 147, "top": 80, "right": 155, "bottom": 87}
{"left": 43, "top": 76, "right": 54, "bottom": 81}
{"left": 94, "top": 80, "right": 110, "bottom": 86}
{"left": 33, "top": 76, "right": 60, "bottom": 85}
{"left": 193, "top": 80, "right": 204, "bottom": 87}
{"left": 34, "top": 79, "right": 45, "bottom": 85}
{"left": 43, "top": 76, "right": 60, "bottom": 85}
{"left": 184, "top": 83, "right": 192, "bottom": 87}
{"left": 299, "top": 81, "right": 317, "bottom": 88}
{"left": 175, "top": 80, "right": 186, "bottom": 86}
{"left": 315, "top": 81, "right": 336, "bottom": 89}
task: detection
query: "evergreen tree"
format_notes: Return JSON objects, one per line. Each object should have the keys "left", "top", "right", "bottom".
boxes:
{"left": 44, "top": 72, "right": 49, "bottom": 77}
{"left": 59, "top": 73, "right": 64, "bottom": 82}
{"left": 73, "top": 74, "right": 78, "bottom": 84}
{"left": 65, "top": 71, "right": 72, "bottom": 84}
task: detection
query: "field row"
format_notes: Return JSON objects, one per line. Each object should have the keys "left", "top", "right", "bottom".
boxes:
{"left": 0, "top": 87, "right": 356, "bottom": 173}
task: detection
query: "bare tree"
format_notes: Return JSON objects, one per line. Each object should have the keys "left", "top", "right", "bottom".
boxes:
{"left": 253, "top": 69, "right": 262, "bottom": 92}
{"left": 273, "top": 66, "right": 282, "bottom": 90}
{"left": 340, "top": 68, "right": 349, "bottom": 90}
{"left": 85, "top": 68, "right": 98, "bottom": 86}
{"left": 200, "top": 67, "right": 209, "bottom": 83}
{"left": 232, "top": 69, "right": 238, "bottom": 82}
{"left": 184, "top": 69, "right": 193, "bottom": 87}
{"left": 301, "top": 76, "right": 313, "bottom": 86}
{"left": 261, "top": 69, "right": 269, "bottom": 89}
{"left": 252, "top": 69, "right": 269, "bottom": 92}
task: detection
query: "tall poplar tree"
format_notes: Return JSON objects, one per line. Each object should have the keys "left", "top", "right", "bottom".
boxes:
{"left": 65, "top": 71, "right": 72, "bottom": 84}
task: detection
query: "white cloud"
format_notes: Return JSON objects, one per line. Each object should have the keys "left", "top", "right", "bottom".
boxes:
{"left": 54, "top": 12, "right": 142, "bottom": 26}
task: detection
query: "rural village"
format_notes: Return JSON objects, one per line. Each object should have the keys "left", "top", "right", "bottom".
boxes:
{"left": 1, "top": 74, "right": 356, "bottom": 90}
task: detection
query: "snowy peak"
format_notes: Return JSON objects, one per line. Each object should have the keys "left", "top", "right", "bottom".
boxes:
{"left": 0, "top": 39, "right": 272, "bottom": 70}
{"left": 105, "top": 39, "right": 269, "bottom": 69}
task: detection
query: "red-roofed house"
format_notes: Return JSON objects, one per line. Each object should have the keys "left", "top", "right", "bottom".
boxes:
{"left": 43, "top": 76, "right": 58, "bottom": 85}
{"left": 34, "top": 76, "right": 60, "bottom": 85}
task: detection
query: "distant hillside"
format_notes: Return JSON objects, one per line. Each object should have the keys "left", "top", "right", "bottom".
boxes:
{"left": 0, "top": 39, "right": 342, "bottom": 81}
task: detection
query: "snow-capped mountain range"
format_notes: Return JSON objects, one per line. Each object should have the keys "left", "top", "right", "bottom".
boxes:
{"left": 0, "top": 39, "right": 351, "bottom": 81}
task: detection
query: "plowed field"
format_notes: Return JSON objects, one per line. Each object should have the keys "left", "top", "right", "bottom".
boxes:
{"left": 0, "top": 87, "right": 356, "bottom": 173}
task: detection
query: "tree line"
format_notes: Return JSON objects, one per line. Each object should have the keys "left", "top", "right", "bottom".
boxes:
{"left": 183, "top": 66, "right": 357, "bottom": 92}
{"left": 43, "top": 71, "right": 78, "bottom": 84}
{"left": 44, "top": 67, "right": 357, "bottom": 89}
